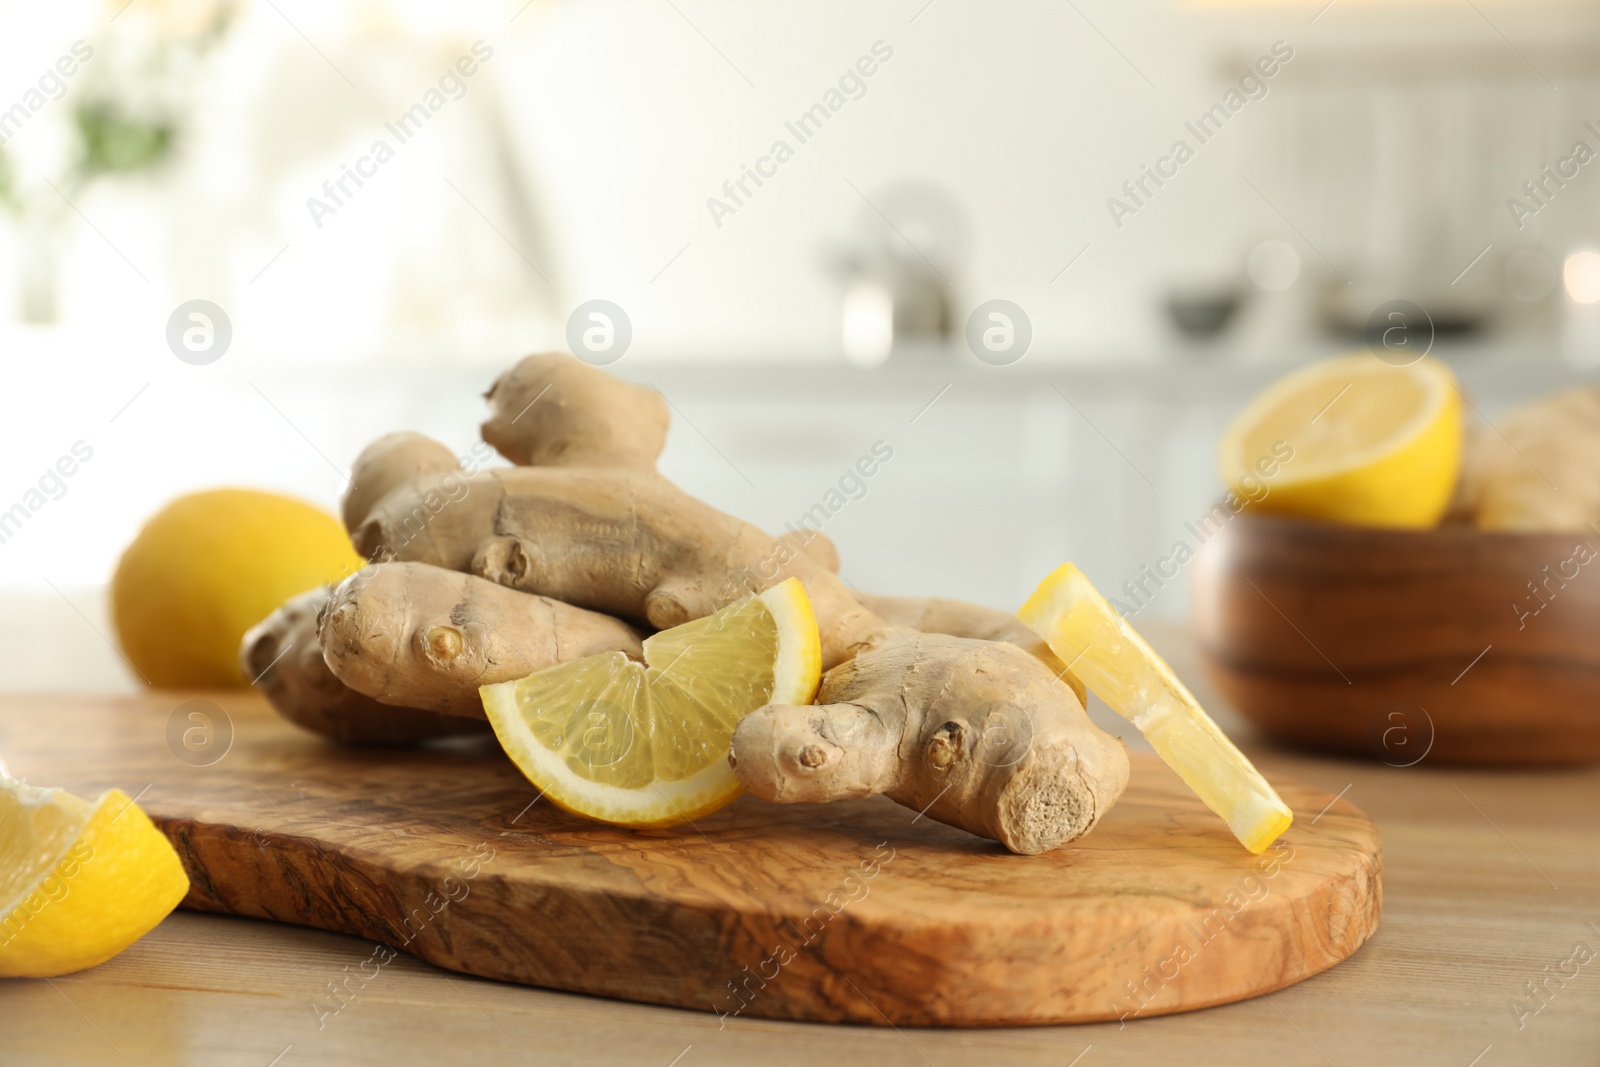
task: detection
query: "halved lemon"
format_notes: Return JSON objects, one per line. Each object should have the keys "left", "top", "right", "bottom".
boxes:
{"left": 0, "top": 780, "right": 189, "bottom": 977}
{"left": 1219, "top": 353, "right": 1461, "bottom": 528}
{"left": 1018, "top": 564, "right": 1292, "bottom": 853}
{"left": 480, "top": 578, "right": 822, "bottom": 827}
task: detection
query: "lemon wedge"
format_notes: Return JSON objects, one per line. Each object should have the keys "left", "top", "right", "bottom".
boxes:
{"left": 0, "top": 779, "right": 189, "bottom": 977}
{"left": 1219, "top": 353, "right": 1461, "bottom": 528}
{"left": 1019, "top": 564, "right": 1292, "bottom": 852}
{"left": 480, "top": 578, "right": 822, "bottom": 827}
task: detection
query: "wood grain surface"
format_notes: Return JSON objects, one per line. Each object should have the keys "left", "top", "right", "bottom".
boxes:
{"left": 2, "top": 690, "right": 1378, "bottom": 1028}
{"left": 1193, "top": 513, "right": 1600, "bottom": 764}
{"left": 4, "top": 623, "right": 1597, "bottom": 1067}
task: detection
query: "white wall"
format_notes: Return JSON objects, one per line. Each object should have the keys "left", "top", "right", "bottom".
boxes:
{"left": 4, "top": 1, "right": 1596, "bottom": 363}
{"left": 1, "top": 0, "right": 1597, "bottom": 633}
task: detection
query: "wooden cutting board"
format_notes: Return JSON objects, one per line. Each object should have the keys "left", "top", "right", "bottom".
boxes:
{"left": 1, "top": 692, "right": 1380, "bottom": 1027}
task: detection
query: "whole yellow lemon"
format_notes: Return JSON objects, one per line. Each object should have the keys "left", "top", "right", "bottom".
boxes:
{"left": 111, "top": 489, "right": 362, "bottom": 688}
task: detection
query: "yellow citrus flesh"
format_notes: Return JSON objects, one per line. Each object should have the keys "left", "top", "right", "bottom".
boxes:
{"left": 1018, "top": 564, "right": 1292, "bottom": 853}
{"left": 480, "top": 578, "right": 822, "bottom": 827}
{"left": 0, "top": 781, "right": 190, "bottom": 977}
{"left": 1218, "top": 354, "right": 1462, "bottom": 528}
{"left": 112, "top": 488, "right": 364, "bottom": 688}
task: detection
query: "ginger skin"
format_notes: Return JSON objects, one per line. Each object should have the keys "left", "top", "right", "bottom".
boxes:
{"left": 1452, "top": 388, "right": 1600, "bottom": 532}
{"left": 733, "top": 635, "right": 1128, "bottom": 855}
{"left": 481, "top": 351, "right": 670, "bottom": 470}
{"left": 242, "top": 587, "right": 490, "bottom": 745}
{"left": 348, "top": 456, "right": 885, "bottom": 670}
{"left": 862, "top": 593, "right": 1087, "bottom": 707}
{"left": 319, "top": 562, "right": 645, "bottom": 718}
{"left": 752, "top": 531, "right": 1089, "bottom": 702}
{"left": 777, "top": 528, "right": 840, "bottom": 573}
{"left": 340, "top": 432, "right": 467, "bottom": 542}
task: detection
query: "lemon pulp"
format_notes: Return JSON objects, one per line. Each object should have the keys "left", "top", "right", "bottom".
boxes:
{"left": 1218, "top": 354, "right": 1462, "bottom": 528}
{"left": 480, "top": 578, "right": 822, "bottom": 826}
{"left": 1019, "top": 564, "right": 1293, "bottom": 853}
{"left": 0, "top": 779, "right": 189, "bottom": 977}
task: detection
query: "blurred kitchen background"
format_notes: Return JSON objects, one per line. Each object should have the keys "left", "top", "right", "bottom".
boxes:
{"left": 2, "top": 0, "right": 1598, "bottom": 688}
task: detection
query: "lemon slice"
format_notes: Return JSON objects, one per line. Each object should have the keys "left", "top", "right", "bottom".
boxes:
{"left": 480, "top": 577, "right": 822, "bottom": 827}
{"left": 0, "top": 779, "right": 190, "bottom": 977}
{"left": 1018, "top": 564, "right": 1292, "bottom": 852}
{"left": 1219, "top": 353, "right": 1461, "bottom": 528}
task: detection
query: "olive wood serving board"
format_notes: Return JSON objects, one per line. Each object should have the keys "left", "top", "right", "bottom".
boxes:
{"left": 2, "top": 692, "right": 1381, "bottom": 1027}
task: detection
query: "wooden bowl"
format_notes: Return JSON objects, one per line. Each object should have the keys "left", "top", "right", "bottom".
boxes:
{"left": 1192, "top": 512, "right": 1600, "bottom": 765}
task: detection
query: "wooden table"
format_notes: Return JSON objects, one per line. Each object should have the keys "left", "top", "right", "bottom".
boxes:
{"left": 2, "top": 624, "right": 1597, "bottom": 1067}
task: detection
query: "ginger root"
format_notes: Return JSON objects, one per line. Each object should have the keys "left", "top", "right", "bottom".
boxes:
{"left": 733, "top": 634, "right": 1128, "bottom": 854}
{"left": 777, "top": 528, "right": 840, "bottom": 573}
{"left": 861, "top": 592, "right": 1087, "bottom": 706}
{"left": 1452, "top": 387, "right": 1600, "bottom": 532}
{"left": 340, "top": 432, "right": 468, "bottom": 542}
{"left": 241, "top": 587, "right": 490, "bottom": 745}
{"left": 333, "top": 355, "right": 1125, "bottom": 853}
{"left": 256, "top": 351, "right": 1126, "bottom": 853}
{"left": 480, "top": 351, "right": 670, "bottom": 470}
{"left": 319, "top": 561, "right": 644, "bottom": 718}
{"left": 347, "top": 457, "right": 885, "bottom": 670}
